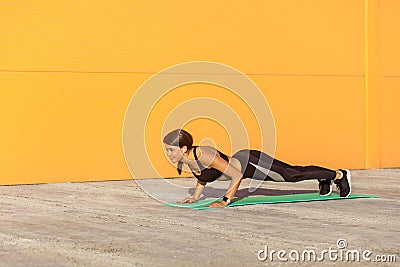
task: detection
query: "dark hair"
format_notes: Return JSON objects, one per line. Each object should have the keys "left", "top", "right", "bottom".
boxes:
{"left": 163, "top": 129, "right": 193, "bottom": 175}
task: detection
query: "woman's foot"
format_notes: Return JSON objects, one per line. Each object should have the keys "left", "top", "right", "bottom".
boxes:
{"left": 334, "top": 169, "right": 352, "bottom": 197}
{"left": 318, "top": 179, "right": 333, "bottom": 196}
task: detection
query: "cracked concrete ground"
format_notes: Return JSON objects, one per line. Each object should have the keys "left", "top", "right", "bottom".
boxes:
{"left": 0, "top": 169, "right": 399, "bottom": 266}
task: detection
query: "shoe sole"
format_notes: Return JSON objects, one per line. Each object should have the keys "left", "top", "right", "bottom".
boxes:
{"left": 341, "top": 169, "right": 352, "bottom": 197}
{"left": 319, "top": 180, "right": 333, "bottom": 196}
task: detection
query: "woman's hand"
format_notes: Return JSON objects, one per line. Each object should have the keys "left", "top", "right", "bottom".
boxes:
{"left": 206, "top": 200, "right": 229, "bottom": 208}
{"left": 177, "top": 196, "right": 198, "bottom": 204}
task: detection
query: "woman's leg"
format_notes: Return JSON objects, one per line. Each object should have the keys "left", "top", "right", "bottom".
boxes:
{"left": 232, "top": 149, "right": 337, "bottom": 182}
{"left": 231, "top": 149, "right": 351, "bottom": 197}
{"left": 272, "top": 160, "right": 337, "bottom": 182}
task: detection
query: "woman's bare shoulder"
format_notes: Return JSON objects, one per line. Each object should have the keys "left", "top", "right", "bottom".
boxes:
{"left": 196, "top": 145, "right": 218, "bottom": 155}
{"left": 196, "top": 146, "right": 222, "bottom": 166}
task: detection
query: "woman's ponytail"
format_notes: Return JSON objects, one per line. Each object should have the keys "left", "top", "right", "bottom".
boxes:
{"left": 177, "top": 161, "right": 183, "bottom": 175}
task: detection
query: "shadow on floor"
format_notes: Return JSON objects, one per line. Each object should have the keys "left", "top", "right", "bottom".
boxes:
{"left": 189, "top": 186, "right": 318, "bottom": 200}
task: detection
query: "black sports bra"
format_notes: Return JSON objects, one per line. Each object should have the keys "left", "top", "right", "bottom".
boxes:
{"left": 190, "top": 146, "right": 230, "bottom": 183}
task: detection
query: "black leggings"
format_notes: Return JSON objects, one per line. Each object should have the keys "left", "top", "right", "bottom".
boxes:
{"left": 231, "top": 149, "right": 336, "bottom": 182}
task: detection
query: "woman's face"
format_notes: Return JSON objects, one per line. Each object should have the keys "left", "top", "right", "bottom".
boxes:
{"left": 164, "top": 143, "right": 186, "bottom": 163}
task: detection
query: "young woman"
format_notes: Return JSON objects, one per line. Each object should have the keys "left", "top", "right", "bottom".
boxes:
{"left": 163, "top": 129, "right": 351, "bottom": 208}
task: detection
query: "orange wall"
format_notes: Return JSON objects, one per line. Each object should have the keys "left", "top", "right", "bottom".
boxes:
{"left": 379, "top": 0, "right": 400, "bottom": 168}
{"left": 0, "top": 1, "right": 398, "bottom": 185}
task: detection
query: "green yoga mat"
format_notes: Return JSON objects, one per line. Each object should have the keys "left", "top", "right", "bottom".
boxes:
{"left": 165, "top": 193, "right": 378, "bottom": 210}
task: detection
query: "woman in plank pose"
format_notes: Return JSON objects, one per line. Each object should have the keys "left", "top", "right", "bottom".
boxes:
{"left": 163, "top": 129, "right": 351, "bottom": 208}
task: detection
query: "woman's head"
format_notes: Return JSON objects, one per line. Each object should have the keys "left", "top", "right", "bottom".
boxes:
{"left": 163, "top": 129, "right": 193, "bottom": 173}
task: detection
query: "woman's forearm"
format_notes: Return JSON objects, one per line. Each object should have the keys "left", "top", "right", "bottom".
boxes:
{"left": 193, "top": 181, "right": 206, "bottom": 200}
{"left": 224, "top": 174, "right": 242, "bottom": 200}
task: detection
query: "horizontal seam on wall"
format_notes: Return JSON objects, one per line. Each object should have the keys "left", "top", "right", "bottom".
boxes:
{"left": 0, "top": 69, "right": 365, "bottom": 77}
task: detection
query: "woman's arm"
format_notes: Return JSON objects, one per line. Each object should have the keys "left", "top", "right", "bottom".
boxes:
{"left": 206, "top": 154, "right": 243, "bottom": 208}
{"left": 193, "top": 179, "right": 206, "bottom": 200}
{"left": 177, "top": 179, "right": 207, "bottom": 204}
{"left": 195, "top": 146, "right": 243, "bottom": 208}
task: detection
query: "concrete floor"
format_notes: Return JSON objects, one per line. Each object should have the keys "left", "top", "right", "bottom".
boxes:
{"left": 0, "top": 169, "right": 399, "bottom": 267}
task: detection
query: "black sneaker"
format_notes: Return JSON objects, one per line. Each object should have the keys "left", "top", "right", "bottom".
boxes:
{"left": 334, "top": 169, "right": 352, "bottom": 197}
{"left": 318, "top": 179, "right": 333, "bottom": 196}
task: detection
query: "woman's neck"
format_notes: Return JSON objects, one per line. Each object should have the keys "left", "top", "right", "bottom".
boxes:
{"left": 180, "top": 148, "right": 196, "bottom": 165}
